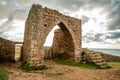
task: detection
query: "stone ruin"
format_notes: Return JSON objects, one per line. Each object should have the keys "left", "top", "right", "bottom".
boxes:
{"left": 0, "top": 4, "right": 109, "bottom": 68}
{"left": 23, "top": 4, "right": 82, "bottom": 66}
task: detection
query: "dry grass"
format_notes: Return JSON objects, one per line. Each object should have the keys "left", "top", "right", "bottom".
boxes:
{"left": 15, "top": 47, "right": 21, "bottom": 60}
{"left": 108, "top": 62, "right": 120, "bottom": 69}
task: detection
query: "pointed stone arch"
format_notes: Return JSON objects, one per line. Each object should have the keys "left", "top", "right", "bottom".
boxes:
{"left": 23, "top": 4, "right": 82, "bottom": 66}
{"left": 52, "top": 22, "right": 75, "bottom": 60}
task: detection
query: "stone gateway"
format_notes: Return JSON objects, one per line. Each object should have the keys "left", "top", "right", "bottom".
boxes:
{"left": 23, "top": 4, "right": 82, "bottom": 66}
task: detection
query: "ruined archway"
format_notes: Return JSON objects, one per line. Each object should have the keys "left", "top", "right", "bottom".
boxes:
{"left": 44, "top": 22, "right": 75, "bottom": 60}
{"left": 23, "top": 4, "right": 82, "bottom": 66}
{"left": 52, "top": 22, "right": 75, "bottom": 60}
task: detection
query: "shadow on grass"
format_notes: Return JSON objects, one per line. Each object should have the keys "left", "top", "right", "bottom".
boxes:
{"left": 53, "top": 57, "right": 99, "bottom": 69}
{"left": 22, "top": 61, "right": 50, "bottom": 71}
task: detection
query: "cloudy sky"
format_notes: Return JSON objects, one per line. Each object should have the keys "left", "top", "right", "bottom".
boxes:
{"left": 0, "top": 0, "right": 120, "bottom": 49}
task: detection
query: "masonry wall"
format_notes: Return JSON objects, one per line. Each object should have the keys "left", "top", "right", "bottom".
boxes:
{"left": 0, "top": 37, "right": 15, "bottom": 62}
{"left": 52, "top": 29, "right": 75, "bottom": 60}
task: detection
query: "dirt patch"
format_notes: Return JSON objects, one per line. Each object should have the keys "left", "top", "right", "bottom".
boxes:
{"left": 0, "top": 60, "right": 120, "bottom": 80}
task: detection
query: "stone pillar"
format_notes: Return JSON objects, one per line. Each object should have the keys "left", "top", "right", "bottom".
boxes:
{"left": 23, "top": 4, "right": 44, "bottom": 66}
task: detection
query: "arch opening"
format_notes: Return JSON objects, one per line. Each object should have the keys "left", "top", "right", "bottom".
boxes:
{"left": 43, "top": 25, "right": 59, "bottom": 47}
{"left": 15, "top": 43, "right": 23, "bottom": 61}
{"left": 43, "top": 22, "right": 75, "bottom": 61}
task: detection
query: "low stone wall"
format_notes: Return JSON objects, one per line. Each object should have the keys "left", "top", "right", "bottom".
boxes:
{"left": 43, "top": 47, "right": 53, "bottom": 59}
{"left": 0, "top": 37, "right": 15, "bottom": 62}
{"left": 101, "top": 53, "right": 120, "bottom": 62}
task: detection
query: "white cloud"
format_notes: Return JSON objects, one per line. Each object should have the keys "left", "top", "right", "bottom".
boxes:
{"left": 1, "top": 1, "right": 7, "bottom": 5}
{"left": 44, "top": 25, "right": 60, "bottom": 46}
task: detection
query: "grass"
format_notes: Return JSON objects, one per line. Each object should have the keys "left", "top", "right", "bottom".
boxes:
{"left": 0, "top": 67, "right": 9, "bottom": 80}
{"left": 15, "top": 53, "right": 20, "bottom": 58}
{"left": 108, "top": 62, "right": 120, "bottom": 68}
{"left": 15, "top": 47, "right": 21, "bottom": 59}
{"left": 108, "top": 62, "right": 120, "bottom": 76}
{"left": 53, "top": 57, "right": 99, "bottom": 69}
{"left": 22, "top": 62, "right": 50, "bottom": 71}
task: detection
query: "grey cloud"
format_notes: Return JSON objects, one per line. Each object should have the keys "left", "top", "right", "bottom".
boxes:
{"left": 43, "top": 0, "right": 84, "bottom": 11}
{"left": 44, "top": 0, "right": 110, "bottom": 11}
{"left": 0, "top": 0, "right": 44, "bottom": 41}
{"left": 1, "top": 0, "right": 120, "bottom": 30}
{"left": 44, "top": 0, "right": 112, "bottom": 29}
{"left": 0, "top": 0, "right": 32, "bottom": 20}
{"left": 107, "top": 4, "right": 120, "bottom": 30}
{"left": 0, "top": 32, "right": 3, "bottom": 35}
{"left": 106, "top": 31, "right": 120, "bottom": 39}
{"left": 0, "top": 0, "right": 45, "bottom": 20}
{"left": 0, "top": 9, "right": 26, "bottom": 32}
{"left": 83, "top": 33, "right": 104, "bottom": 43}
{"left": 0, "top": 20, "right": 13, "bottom": 32}
{"left": 0, "top": 0, "right": 120, "bottom": 42}
{"left": 0, "top": 32, "right": 23, "bottom": 42}
{"left": 0, "top": 0, "right": 35, "bottom": 33}
{"left": 83, "top": 32, "right": 98, "bottom": 43}
{"left": 84, "top": 0, "right": 120, "bottom": 31}
{"left": 81, "top": 15, "right": 90, "bottom": 24}
{"left": 116, "top": 41, "right": 120, "bottom": 44}
{"left": 94, "top": 33, "right": 104, "bottom": 42}
{"left": 0, "top": 32, "right": 9, "bottom": 39}
{"left": 44, "top": 0, "right": 120, "bottom": 31}
{"left": 83, "top": 31, "right": 120, "bottom": 44}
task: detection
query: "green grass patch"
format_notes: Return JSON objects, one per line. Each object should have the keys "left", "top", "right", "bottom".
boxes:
{"left": 15, "top": 53, "right": 20, "bottom": 58}
{"left": 53, "top": 57, "right": 99, "bottom": 69}
{"left": 22, "top": 62, "right": 50, "bottom": 71}
{"left": 108, "top": 62, "right": 120, "bottom": 68}
{"left": 0, "top": 67, "right": 9, "bottom": 80}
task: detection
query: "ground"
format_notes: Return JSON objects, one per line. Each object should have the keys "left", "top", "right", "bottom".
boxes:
{"left": 0, "top": 60, "right": 120, "bottom": 80}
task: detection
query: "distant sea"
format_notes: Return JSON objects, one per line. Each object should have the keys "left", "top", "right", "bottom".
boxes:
{"left": 89, "top": 48, "right": 120, "bottom": 57}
